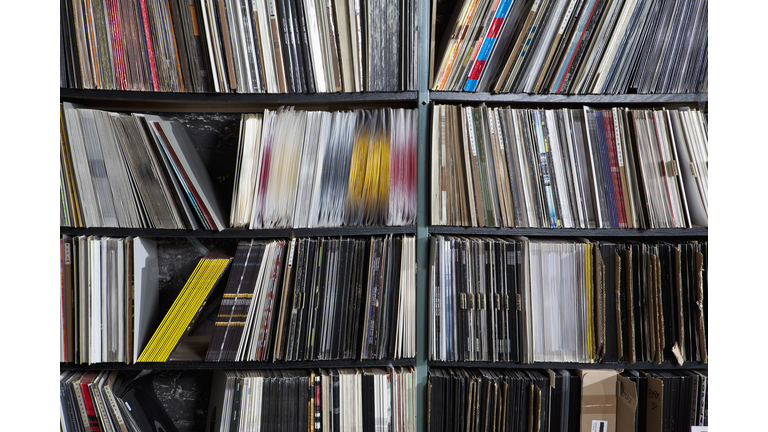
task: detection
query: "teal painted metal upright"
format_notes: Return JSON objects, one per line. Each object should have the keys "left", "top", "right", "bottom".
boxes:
{"left": 416, "top": 0, "right": 431, "bottom": 429}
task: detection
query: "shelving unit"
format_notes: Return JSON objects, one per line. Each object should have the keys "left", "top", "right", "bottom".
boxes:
{"left": 421, "top": 0, "right": 709, "bottom": 430}
{"left": 58, "top": 93, "right": 709, "bottom": 429}
{"left": 59, "top": 0, "right": 708, "bottom": 429}
{"left": 59, "top": 88, "right": 427, "bottom": 430}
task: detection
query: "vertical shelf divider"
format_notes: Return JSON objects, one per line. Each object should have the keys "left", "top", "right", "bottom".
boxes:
{"left": 416, "top": 0, "right": 432, "bottom": 429}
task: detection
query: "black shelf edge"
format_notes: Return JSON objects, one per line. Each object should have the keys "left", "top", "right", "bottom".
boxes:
{"left": 428, "top": 361, "right": 708, "bottom": 370}
{"left": 61, "top": 89, "right": 706, "bottom": 106}
{"left": 61, "top": 358, "right": 416, "bottom": 371}
{"left": 428, "top": 226, "right": 708, "bottom": 238}
{"left": 429, "top": 92, "right": 708, "bottom": 105}
{"left": 61, "top": 88, "right": 418, "bottom": 107}
{"left": 60, "top": 226, "right": 417, "bottom": 238}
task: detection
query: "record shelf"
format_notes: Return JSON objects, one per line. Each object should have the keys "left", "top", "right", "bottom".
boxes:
{"left": 429, "top": 226, "right": 708, "bottom": 238}
{"left": 60, "top": 88, "right": 419, "bottom": 112}
{"left": 427, "top": 361, "right": 708, "bottom": 371}
{"left": 60, "top": 226, "right": 418, "bottom": 239}
{"left": 422, "top": 0, "right": 709, "bottom": 429}
{"left": 61, "top": 358, "right": 417, "bottom": 371}
{"left": 59, "top": 88, "right": 429, "bottom": 431}
{"left": 59, "top": 0, "right": 708, "bottom": 429}
{"left": 429, "top": 92, "right": 708, "bottom": 106}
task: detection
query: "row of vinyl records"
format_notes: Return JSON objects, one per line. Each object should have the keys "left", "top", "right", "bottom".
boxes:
{"left": 60, "top": 367, "right": 416, "bottom": 432}
{"left": 209, "top": 367, "right": 416, "bottom": 432}
{"left": 430, "top": 105, "right": 708, "bottom": 229}
{"left": 60, "top": 370, "right": 178, "bottom": 432}
{"left": 432, "top": 0, "right": 708, "bottom": 94}
{"left": 60, "top": 104, "right": 418, "bottom": 230}
{"left": 231, "top": 108, "right": 418, "bottom": 228}
{"left": 429, "top": 236, "right": 708, "bottom": 364}
{"left": 428, "top": 367, "right": 708, "bottom": 432}
{"left": 60, "top": 0, "right": 418, "bottom": 93}
{"left": 60, "top": 234, "right": 416, "bottom": 364}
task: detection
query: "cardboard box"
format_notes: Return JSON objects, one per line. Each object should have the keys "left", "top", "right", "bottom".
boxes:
{"left": 617, "top": 374, "right": 639, "bottom": 431}
{"left": 578, "top": 370, "right": 618, "bottom": 432}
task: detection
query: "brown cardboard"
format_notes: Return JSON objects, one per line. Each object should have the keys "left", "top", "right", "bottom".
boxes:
{"left": 655, "top": 254, "right": 665, "bottom": 362}
{"left": 616, "top": 374, "right": 638, "bottom": 432}
{"left": 527, "top": 383, "right": 534, "bottom": 432}
{"left": 695, "top": 252, "right": 707, "bottom": 363}
{"left": 595, "top": 248, "right": 606, "bottom": 360}
{"left": 493, "top": 382, "right": 502, "bottom": 432}
{"left": 672, "top": 342, "right": 684, "bottom": 365}
{"left": 648, "top": 255, "right": 661, "bottom": 364}
{"left": 500, "top": 381, "right": 509, "bottom": 432}
{"left": 578, "top": 370, "right": 618, "bottom": 432}
{"left": 615, "top": 252, "right": 623, "bottom": 360}
{"left": 675, "top": 247, "right": 685, "bottom": 362}
{"left": 625, "top": 248, "right": 636, "bottom": 363}
{"left": 470, "top": 379, "right": 479, "bottom": 432}
{"left": 642, "top": 372, "right": 664, "bottom": 432}
{"left": 645, "top": 256, "right": 655, "bottom": 362}
{"left": 533, "top": 386, "right": 542, "bottom": 432}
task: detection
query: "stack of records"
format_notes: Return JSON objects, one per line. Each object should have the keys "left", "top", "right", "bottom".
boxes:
{"left": 635, "top": 369, "right": 709, "bottom": 432}
{"left": 431, "top": 105, "right": 708, "bottom": 228}
{"left": 428, "top": 368, "right": 708, "bottom": 432}
{"left": 60, "top": 104, "right": 227, "bottom": 230}
{"left": 428, "top": 368, "right": 572, "bottom": 432}
{"left": 59, "top": 371, "right": 179, "bottom": 432}
{"left": 205, "top": 235, "right": 416, "bottom": 362}
{"left": 60, "top": 236, "right": 159, "bottom": 365}
{"left": 429, "top": 235, "right": 526, "bottom": 363}
{"left": 138, "top": 249, "right": 233, "bottom": 362}
{"left": 208, "top": 367, "right": 415, "bottom": 432}
{"left": 230, "top": 108, "right": 418, "bottom": 229}
{"left": 429, "top": 236, "right": 708, "bottom": 364}
{"left": 60, "top": 0, "right": 418, "bottom": 93}
{"left": 432, "top": 0, "right": 708, "bottom": 94}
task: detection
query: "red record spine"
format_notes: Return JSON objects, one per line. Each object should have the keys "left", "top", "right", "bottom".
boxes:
{"left": 138, "top": 0, "right": 161, "bottom": 90}
{"left": 80, "top": 374, "right": 102, "bottom": 432}
{"left": 106, "top": 0, "right": 126, "bottom": 90}
{"left": 602, "top": 110, "right": 627, "bottom": 228}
